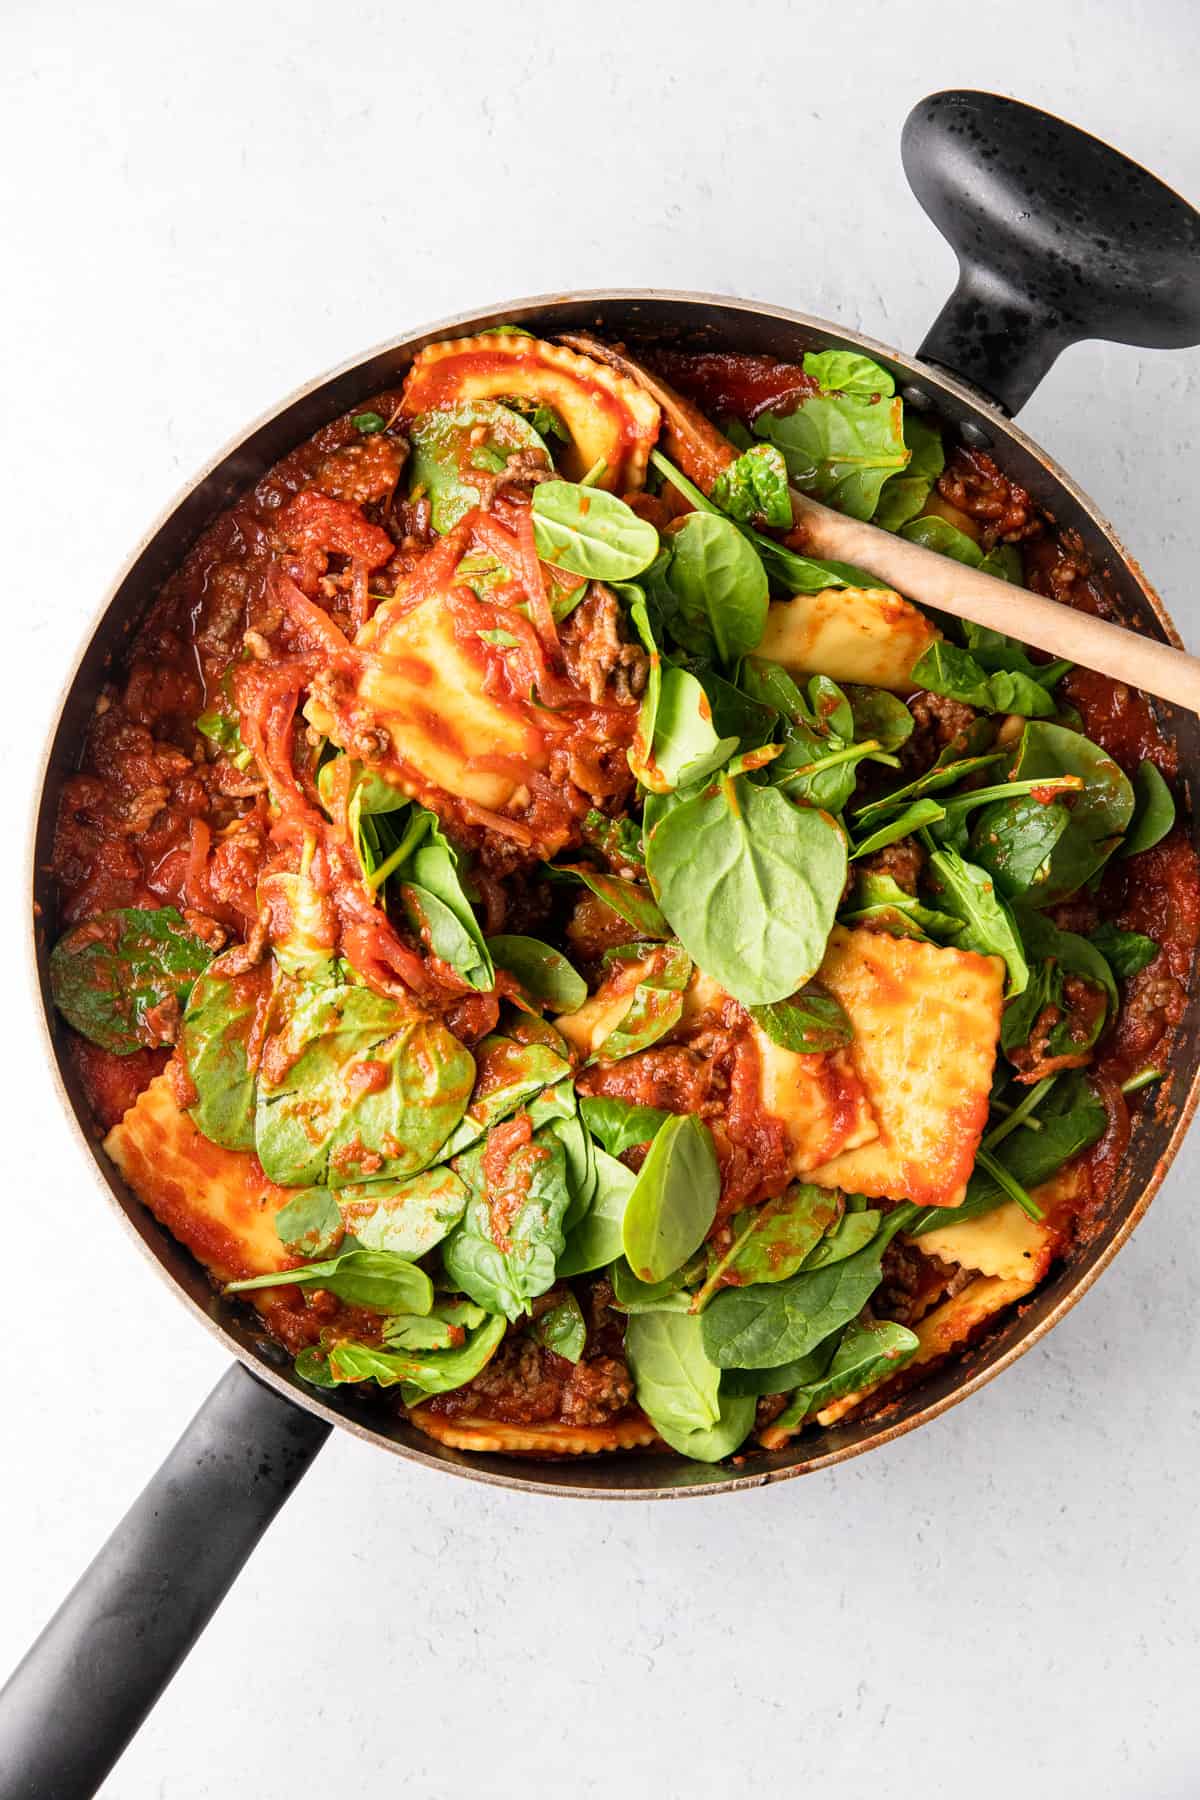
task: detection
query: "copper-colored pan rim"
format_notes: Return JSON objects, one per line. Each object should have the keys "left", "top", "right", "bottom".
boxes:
{"left": 28, "top": 288, "right": 1200, "bottom": 1500}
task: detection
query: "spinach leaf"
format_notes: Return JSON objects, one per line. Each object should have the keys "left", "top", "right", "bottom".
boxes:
{"left": 196, "top": 703, "right": 253, "bottom": 770}
{"left": 933, "top": 774, "right": 1082, "bottom": 858}
{"left": 663, "top": 512, "right": 769, "bottom": 663}
{"left": 909, "top": 641, "right": 1055, "bottom": 718}
{"left": 872, "top": 413, "right": 945, "bottom": 532}
{"left": 352, "top": 411, "right": 387, "bottom": 433}
{"left": 642, "top": 664, "right": 739, "bottom": 790}
{"left": 609, "top": 1256, "right": 698, "bottom": 1313}
{"left": 409, "top": 401, "right": 552, "bottom": 532}
{"left": 336, "top": 1166, "right": 469, "bottom": 1257}
{"left": 768, "top": 1318, "right": 919, "bottom": 1433}
{"left": 401, "top": 813, "right": 493, "bottom": 990}
{"left": 749, "top": 986, "right": 853, "bottom": 1053}
{"left": 557, "top": 1147, "right": 635, "bottom": 1276}
{"left": 645, "top": 773, "right": 847, "bottom": 1007}
{"left": 710, "top": 443, "right": 793, "bottom": 527}
{"left": 579, "top": 1095, "right": 670, "bottom": 1156}
{"left": 852, "top": 753, "right": 1006, "bottom": 826}
{"left": 49, "top": 906, "right": 213, "bottom": 1055}
{"left": 802, "top": 350, "right": 895, "bottom": 397}
{"left": 625, "top": 1310, "right": 755, "bottom": 1460}
{"left": 1090, "top": 923, "right": 1159, "bottom": 979}
{"left": 255, "top": 984, "right": 474, "bottom": 1186}
{"left": 721, "top": 1340, "right": 838, "bottom": 1397}
{"left": 968, "top": 794, "right": 1072, "bottom": 899}
{"left": 926, "top": 848, "right": 1029, "bottom": 994}
{"left": 533, "top": 1292, "right": 587, "bottom": 1363}
{"left": 799, "top": 1207, "right": 883, "bottom": 1269}
{"left": 899, "top": 514, "right": 986, "bottom": 565}
{"left": 1123, "top": 760, "right": 1176, "bottom": 856}
{"left": 442, "top": 1122, "right": 572, "bottom": 1320}
{"left": 180, "top": 964, "right": 270, "bottom": 1151}
{"left": 551, "top": 864, "right": 671, "bottom": 939}
{"left": 851, "top": 798, "right": 946, "bottom": 858}
{"left": 440, "top": 1036, "right": 571, "bottom": 1158}
{"left": 591, "top": 943, "right": 692, "bottom": 1063}
{"left": 1012, "top": 723, "right": 1135, "bottom": 902}
{"left": 228, "top": 1247, "right": 434, "bottom": 1313}
{"left": 844, "top": 685, "right": 915, "bottom": 751}
{"left": 622, "top": 1114, "right": 720, "bottom": 1284}
{"left": 700, "top": 1209, "right": 912, "bottom": 1369}
{"left": 581, "top": 807, "right": 646, "bottom": 872}
{"left": 486, "top": 935, "right": 587, "bottom": 1011}
{"left": 754, "top": 389, "right": 908, "bottom": 520}
{"left": 382, "top": 1297, "right": 486, "bottom": 1351}
{"left": 962, "top": 1072, "right": 1105, "bottom": 1211}
{"left": 531, "top": 480, "right": 659, "bottom": 580}
{"left": 696, "top": 1184, "right": 843, "bottom": 1306}
{"left": 274, "top": 1188, "right": 343, "bottom": 1259}
{"left": 961, "top": 617, "right": 1066, "bottom": 683}
{"left": 840, "top": 872, "right": 963, "bottom": 942}
{"left": 296, "top": 1312, "right": 506, "bottom": 1396}
{"left": 1001, "top": 910, "right": 1117, "bottom": 1062}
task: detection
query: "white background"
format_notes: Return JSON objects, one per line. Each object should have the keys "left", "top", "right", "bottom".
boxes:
{"left": 4, "top": 3, "right": 1200, "bottom": 1795}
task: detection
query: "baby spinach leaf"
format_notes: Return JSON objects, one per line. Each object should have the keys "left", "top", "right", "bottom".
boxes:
{"left": 1123, "top": 760, "right": 1176, "bottom": 856}
{"left": 443, "top": 1124, "right": 572, "bottom": 1320}
{"left": 749, "top": 986, "right": 853, "bottom": 1053}
{"left": 710, "top": 443, "right": 793, "bottom": 527}
{"left": 961, "top": 618, "right": 1065, "bottom": 683}
{"left": 50, "top": 905, "right": 213, "bottom": 1055}
{"left": 642, "top": 664, "right": 739, "bottom": 790}
{"left": 840, "top": 872, "right": 963, "bottom": 942}
{"left": 1001, "top": 910, "right": 1117, "bottom": 1064}
{"left": 852, "top": 753, "right": 1006, "bottom": 826}
{"left": 548, "top": 1106, "right": 597, "bottom": 1230}
{"left": 1090, "top": 923, "right": 1159, "bottom": 979}
{"left": 382, "top": 1297, "right": 486, "bottom": 1351}
{"left": 401, "top": 813, "right": 493, "bottom": 990}
{"left": 591, "top": 943, "right": 692, "bottom": 1064}
{"left": 844, "top": 685, "right": 915, "bottom": 751}
{"left": 274, "top": 1188, "right": 343, "bottom": 1259}
{"left": 872, "top": 413, "right": 945, "bottom": 531}
{"left": 769, "top": 1317, "right": 919, "bottom": 1434}
{"left": 579, "top": 1095, "right": 670, "bottom": 1156}
{"left": 581, "top": 807, "right": 646, "bottom": 872}
{"left": 1012, "top": 722, "right": 1135, "bottom": 902}
{"left": 624, "top": 1309, "right": 721, "bottom": 1434}
{"left": 440, "top": 1036, "right": 571, "bottom": 1158}
{"left": 531, "top": 480, "right": 659, "bottom": 580}
{"left": 487, "top": 936, "right": 586, "bottom": 1011}
{"left": 296, "top": 1312, "right": 506, "bottom": 1395}
{"left": 180, "top": 964, "right": 270, "bottom": 1151}
{"left": 926, "top": 848, "right": 1029, "bottom": 994}
{"left": 798, "top": 1207, "right": 883, "bottom": 1269}
{"left": 409, "top": 401, "right": 551, "bottom": 532}
{"left": 701, "top": 1208, "right": 913, "bottom": 1369}
{"left": 802, "top": 350, "right": 895, "bottom": 397}
{"left": 959, "top": 1072, "right": 1106, "bottom": 1210}
{"left": 227, "top": 1247, "right": 434, "bottom": 1313}
{"left": 721, "top": 1340, "right": 838, "bottom": 1398}
{"left": 968, "top": 794, "right": 1072, "bottom": 899}
{"left": 622, "top": 1114, "right": 720, "bottom": 1285}
{"left": 932, "top": 774, "right": 1082, "bottom": 859}
{"left": 557, "top": 1147, "right": 635, "bottom": 1277}
{"left": 336, "top": 1166, "right": 468, "bottom": 1257}
{"left": 899, "top": 514, "right": 985, "bottom": 565}
{"left": 909, "top": 642, "right": 1056, "bottom": 718}
{"left": 609, "top": 1257, "right": 697, "bottom": 1313}
{"left": 533, "top": 1291, "right": 587, "bottom": 1363}
{"left": 663, "top": 512, "right": 769, "bottom": 663}
{"left": 255, "top": 984, "right": 474, "bottom": 1187}
{"left": 697, "top": 1184, "right": 844, "bottom": 1305}
{"left": 645, "top": 773, "right": 847, "bottom": 1008}
{"left": 655, "top": 1390, "right": 758, "bottom": 1462}
{"left": 552, "top": 864, "right": 671, "bottom": 939}
{"left": 754, "top": 390, "right": 908, "bottom": 520}
{"left": 851, "top": 798, "right": 946, "bottom": 858}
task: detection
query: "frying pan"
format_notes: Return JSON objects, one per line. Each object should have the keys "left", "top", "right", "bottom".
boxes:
{"left": 7, "top": 90, "right": 1200, "bottom": 1800}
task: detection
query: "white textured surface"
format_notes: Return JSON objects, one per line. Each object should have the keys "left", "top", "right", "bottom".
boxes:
{"left": 4, "top": 3, "right": 1200, "bottom": 1795}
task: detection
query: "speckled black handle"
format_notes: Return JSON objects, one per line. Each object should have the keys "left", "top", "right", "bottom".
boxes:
{"left": 903, "top": 90, "right": 1200, "bottom": 414}
{"left": 0, "top": 1363, "right": 329, "bottom": 1800}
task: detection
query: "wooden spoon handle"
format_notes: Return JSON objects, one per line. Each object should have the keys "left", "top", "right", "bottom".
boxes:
{"left": 791, "top": 489, "right": 1200, "bottom": 714}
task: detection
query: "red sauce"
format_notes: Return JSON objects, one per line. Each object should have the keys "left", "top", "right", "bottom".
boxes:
{"left": 654, "top": 351, "right": 819, "bottom": 420}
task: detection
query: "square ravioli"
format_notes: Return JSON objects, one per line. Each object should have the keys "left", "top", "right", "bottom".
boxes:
{"left": 805, "top": 926, "right": 1005, "bottom": 1208}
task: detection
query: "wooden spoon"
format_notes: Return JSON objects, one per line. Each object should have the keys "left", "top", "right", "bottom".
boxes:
{"left": 560, "top": 333, "right": 1200, "bottom": 714}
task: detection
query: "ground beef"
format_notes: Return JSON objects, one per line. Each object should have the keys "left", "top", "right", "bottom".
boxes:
{"left": 900, "top": 691, "right": 980, "bottom": 774}
{"left": 857, "top": 836, "right": 925, "bottom": 894}
{"left": 576, "top": 1044, "right": 714, "bottom": 1117}
{"left": 936, "top": 447, "right": 1042, "bottom": 546}
{"left": 560, "top": 1356, "right": 634, "bottom": 1425}
{"left": 559, "top": 586, "right": 649, "bottom": 705}
{"left": 314, "top": 434, "right": 406, "bottom": 507}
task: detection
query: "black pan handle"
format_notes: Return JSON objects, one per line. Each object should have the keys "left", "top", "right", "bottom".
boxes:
{"left": 903, "top": 90, "right": 1200, "bottom": 415}
{"left": 0, "top": 1362, "right": 329, "bottom": 1800}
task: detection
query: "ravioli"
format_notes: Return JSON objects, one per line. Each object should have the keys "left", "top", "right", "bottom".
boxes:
{"left": 755, "top": 586, "right": 938, "bottom": 692}
{"left": 907, "top": 1201, "right": 1054, "bottom": 1284}
{"left": 806, "top": 927, "right": 1004, "bottom": 1208}
{"left": 104, "top": 1071, "right": 319, "bottom": 1350}
{"left": 555, "top": 956, "right": 656, "bottom": 1055}
{"left": 401, "top": 334, "right": 661, "bottom": 491}
{"left": 304, "top": 550, "right": 555, "bottom": 826}
{"left": 407, "top": 1408, "right": 659, "bottom": 1455}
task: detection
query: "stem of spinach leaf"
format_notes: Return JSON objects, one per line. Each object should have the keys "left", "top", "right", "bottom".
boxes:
{"left": 975, "top": 1147, "right": 1045, "bottom": 1222}
{"left": 983, "top": 1075, "right": 1057, "bottom": 1151}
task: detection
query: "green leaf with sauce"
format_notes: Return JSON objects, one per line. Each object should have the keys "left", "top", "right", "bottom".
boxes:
{"left": 589, "top": 942, "right": 692, "bottom": 1064}
{"left": 578, "top": 1095, "right": 671, "bottom": 1157}
{"left": 551, "top": 864, "right": 671, "bottom": 939}
{"left": 442, "top": 1122, "right": 573, "bottom": 1320}
{"left": 766, "top": 1317, "right": 920, "bottom": 1436}
{"left": 754, "top": 387, "right": 908, "bottom": 521}
{"left": 1011, "top": 722, "right": 1135, "bottom": 903}
{"left": 49, "top": 906, "right": 213, "bottom": 1055}
{"left": 749, "top": 987, "right": 853, "bottom": 1054}
{"left": 532, "top": 1291, "right": 587, "bottom": 1363}
{"left": 273, "top": 1187, "right": 344, "bottom": 1260}
{"left": 227, "top": 1247, "right": 434, "bottom": 1313}
{"left": 334, "top": 1166, "right": 469, "bottom": 1257}
{"left": 295, "top": 1311, "right": 506, "bottom": 1397}
{"left": 697, "top": 1184, "right": 844, "bottom": 1305}
{"left": 710, "top": 443, "right": 793, "bottom": 528}
{"left": 254, "top": 983, "right": 474, "bottom": 1187}
{"left": 486, "top": 936, "right": 587, "bottom": 1011}
{"left": 621, "top": 1114, "right": 720, "bottom": 1285}
{"left": 439, "top": 1036, "right": 572, "bottom": 1160}
{"left": 409, "top": 400, "right": 552, "bottom": 533}
{"left": 179, "top": 963, "right": 271, "bottom": 1152}
{"left": 530, "top": 480, "right": 659, "bottom": 581}
{"left": 1122, "top": 760, "right": 1176, "bottom": 857}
